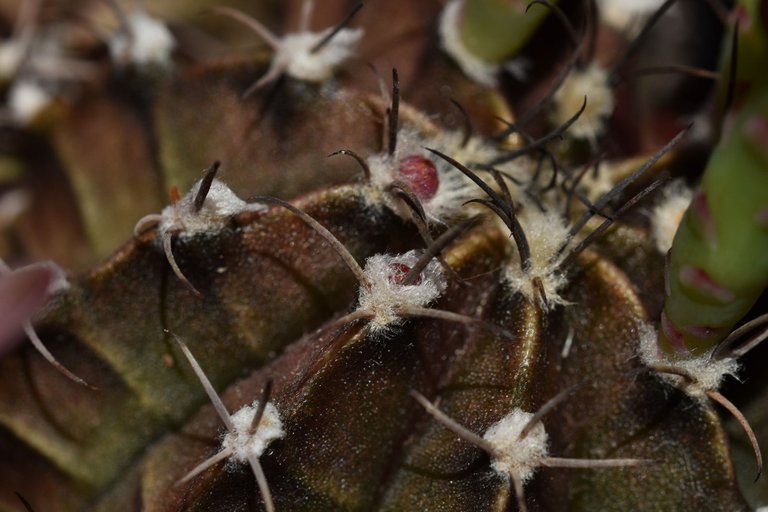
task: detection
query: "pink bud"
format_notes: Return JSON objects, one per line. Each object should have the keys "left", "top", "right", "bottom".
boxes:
{"left": 388, "top": 262, "right": 421, "bottom": 285}
{"left": 0, "top": 262, "right": 67, "bottom": 356}
{"left": 397, "top": 155, "right": 439, "bottom": 201}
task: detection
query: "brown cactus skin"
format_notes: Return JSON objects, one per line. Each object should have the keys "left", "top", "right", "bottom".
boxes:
{"left": 0, "top": 184, "right": 751, "bottom": 510}
{"left": 0, "top": 1, "right": 763, "bottom": 512}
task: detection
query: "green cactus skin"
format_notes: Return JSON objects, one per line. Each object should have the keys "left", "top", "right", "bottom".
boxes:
{"left": 457, "top": 0, "right": 555, "bottom": 64}
{"left": 729, "top": 0, "right": 768, "bottom": 90}
{"left": 659, "top": 1, "right": 768, "bottom": 355}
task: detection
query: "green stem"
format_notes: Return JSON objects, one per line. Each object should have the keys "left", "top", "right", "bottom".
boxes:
{"left": 660, "top": 0, "right": 768, "bottom": 356}
{"left": 458, "top": 0, "right": 555, "bottom": 64}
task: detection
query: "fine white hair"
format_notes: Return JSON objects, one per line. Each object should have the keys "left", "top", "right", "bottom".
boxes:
{"left": 275, "top": 28, "right": 362, "bottom": 82}
{"left": 484, "top": 409, "right": 550, "bottom": 482}
{"left": 222, "top": 402, "right": 285, "bottom": 462}
{"left": 637, "top": 321, "right": 740, "bottom": 396}
{"left": 109, "top": 11, "right": 176, "bottom": 68}
{"left": 359, "top": 250, "right": 447, "bottom": 331}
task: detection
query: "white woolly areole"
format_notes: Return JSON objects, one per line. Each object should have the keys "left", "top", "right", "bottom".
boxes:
{"left": 650, "top": 180, "right": 692, "bottom": 254}
{"left": 273, "top": 28, "right": 362, "bottom": 82}
{"left": 503, "top": 207, "right": 571, "bottom": 309}
{"left": 597, "top": 0, "right": 666, "bottom": 31}
{"left": 0, "top": 40, "right": 23, "bottom": 80}
{"left": 439, "top": 0, "right": 499, "bottom": 87}
{"left": 552, "top": 64, "right": 614, "bottom": 144}
{"left": 437, "top": 130, "right": 532, "bottom": 191}
{"left": 221, "top": 401, "right": 285, "bottom": 462}
{"left": 0, "top": 189, "right": 30, "bottom": 229}
{"left": 483, "top": 409, "right": 549, "bottom": 482}
{"left": 637, "top": 322, "right": 740, "bottom": 396}
{"left": 109, "top": 11, "right": 176, "bottom": 68}
{"left": 8, "top": 80, "right": 51, "bottom": 125}
{"left": 159, "top": 178, "right": 265, "bottom": 236}
{"left": 358, "top": 250, "right": 447, "bottom": 331}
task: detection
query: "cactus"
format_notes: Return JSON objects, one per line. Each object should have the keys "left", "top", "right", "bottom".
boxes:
{"left": 0, "top": 1, "right": 766, "bottom": 511}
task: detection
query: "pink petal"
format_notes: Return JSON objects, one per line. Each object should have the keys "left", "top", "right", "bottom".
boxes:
{"left": 0, "top": 261, "right": 68, "bottom": 356}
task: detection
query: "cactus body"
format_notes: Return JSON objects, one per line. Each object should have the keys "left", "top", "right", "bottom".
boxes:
{"left": 0, "top": 2, "right": 765, "bottom": 512}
